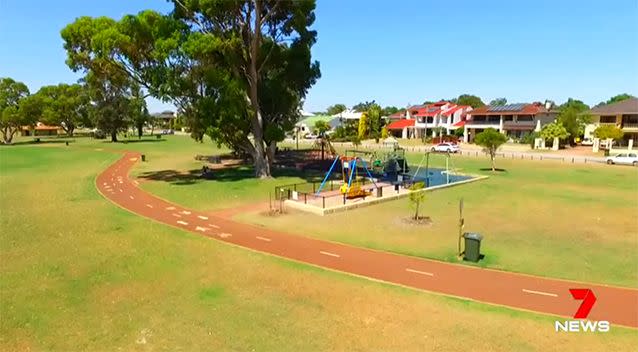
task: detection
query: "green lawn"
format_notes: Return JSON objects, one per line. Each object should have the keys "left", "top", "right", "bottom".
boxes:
{"left": 4, "top": 142, "right": 637, "bottom": 350}
{"left": 235, "top": 146, "right": 638, "bottom": 287}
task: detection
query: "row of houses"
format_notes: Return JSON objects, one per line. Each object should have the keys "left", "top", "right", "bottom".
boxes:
{"left": 298, "top": 97, "right": 638, "bottom": 147}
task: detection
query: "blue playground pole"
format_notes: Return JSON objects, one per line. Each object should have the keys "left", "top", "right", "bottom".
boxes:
{"left": 362, "top": 159, "right": 379, "bottom": 189}
{"left": 347, "top": 158, "right": 357, "bottom": 190}
{"left": 315, "top": 155, "right": 340, "bottom": 195}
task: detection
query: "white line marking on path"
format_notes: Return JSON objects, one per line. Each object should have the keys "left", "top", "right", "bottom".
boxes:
{"left": 180, "top": 210, "right": 191, "bottom": 215}
{"left": 195, "top": 226, "right": 209, "bottom": 232}
{"left": 133, "top": 180, "right": 139, "bottom": 186}
{"left": 405, "top": 268, "right": 434, "bottom": 277}
{"left": 118, "top": 189, "right": 123, "bottom": 193}
{"left": 177, "top": 220, "right": 189, "bottom": 226}
{"left": 197, "top": 215, "right": 209, "bottom": 220}
{"left": 103, "top": 182, "right": 107, "bottom": 186}
{"left": 320, "top": 251, "right": 340, "bottom": 258}
{"left": 209, "top": 224, "right": 219, "bottom": 229}
{"left": 172, "top": 213, "right": 182, "bottom": 218}
{"left": 522, "top": 289, "right": 558, "bottom": 297}
{"left": 129, "top": 196, "right": 134, "bottom": 200}
{"left": 218, "top": 233, "right": 232, "bottom": 238}
{"left": 256, "top": 236, "right": 271, "bottom": 242}
{"left": 145, "top": 204, "right": 153, "bottom": 208}
{"left": 166, "top": 206, "right": 176, "bottom": 211}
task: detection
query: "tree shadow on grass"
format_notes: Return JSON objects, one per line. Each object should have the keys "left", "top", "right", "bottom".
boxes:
{"left": 101, "top": 138, "right": 167, "bottom": 144}
{"left": 478, "top": 168, "right": 508, "bottom": 173}
{"left": 3, "top": 138, "right": 74, "bottom": 146}
{"left": 137, "top": 165, "right": 324, "bottom": 186}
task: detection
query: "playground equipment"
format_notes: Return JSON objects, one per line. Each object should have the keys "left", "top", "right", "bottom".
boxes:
{"left": 311, "top": 136, "right": 337, "bottom": 160}
{"left": 345, "top": 147, "right": 409, "bottom": 177}
{"left": 316, "top": 155, "right": 378, "bottom": 199}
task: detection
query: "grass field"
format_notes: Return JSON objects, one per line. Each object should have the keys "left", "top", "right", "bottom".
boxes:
{"left": 39, "top": 135, "right": 637, "bottom": 287}
{"left": 239, "top": 148, "right": 638, "bottom": 287}
{"left": 3, "top": 141, "right": 637, "bottom": 350}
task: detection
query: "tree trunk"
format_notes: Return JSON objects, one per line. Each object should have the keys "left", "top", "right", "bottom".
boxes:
{"left": 414, "top": 201, "right": 419, "bottom": 220}
{"left": 491, "top": 153, "right": 495, "bottom": 171}
{"left": 266, "top": 141, "right": 277, "bottom": 169}
{"left": 111, "top": 131, "right": 118, "bottom": 142}
{"left": 137, "top": 124, "right": 143, "bottom": 139}
{"left": 245, "top": 0, "right": 270, "bottom": 178}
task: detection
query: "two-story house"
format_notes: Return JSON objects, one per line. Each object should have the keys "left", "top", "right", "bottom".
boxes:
{"left": 386, "top": 102, "right": 472, "bottom": 139}
{"left": 584, "top": 97, "right": 638, "bottom": 147}
{"left": 463, "top": 103, "right": 557, "bottom": 143}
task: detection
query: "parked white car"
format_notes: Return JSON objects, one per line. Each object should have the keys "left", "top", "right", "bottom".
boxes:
{"left": 606, "top": 153, "right": 638, "bottom": 166}
{"left": 431, "top": 143, "right": 460, "bottom": 153}
{"left": 304, "top": 133, "right": 318, "bottom": 139}
{"left": 580, "top": 139, "right": 594, "bottom": 146}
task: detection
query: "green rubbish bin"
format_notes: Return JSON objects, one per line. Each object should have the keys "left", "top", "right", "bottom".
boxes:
{"left": 463, "top": 232, "right": 483, "bottom": 262}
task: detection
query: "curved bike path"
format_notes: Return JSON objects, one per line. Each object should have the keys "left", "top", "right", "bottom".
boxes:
{"left": 97, "top": 152, "right": 638, "bottom": 328}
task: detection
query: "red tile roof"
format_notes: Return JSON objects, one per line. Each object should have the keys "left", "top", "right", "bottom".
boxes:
{"left": 388, "top": 110, "right": 406, "bottom": 118}
{"left": 452, "top": 120, "right": 466, "bottom": 128}
{"left": 386, "top": 119, "right": 415, "bottom": 130}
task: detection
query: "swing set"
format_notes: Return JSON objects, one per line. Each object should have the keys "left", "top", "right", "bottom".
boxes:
{"left": 315, "top": 155, "right": 378, "bottom": 199}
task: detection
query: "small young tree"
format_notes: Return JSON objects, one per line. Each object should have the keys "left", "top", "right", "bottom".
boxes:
{"left": 314, "top": 120, "right": 331, "bottom": 136}
{"left": 540, "top": 121, "right": 569, "bottom": 148}
{"left": 593, "top": 125, "right": 624, "bottom": 147}
{"left": 408, "top": 182, "right": 426, "bottom": 220}
{"left": 381, "top": 127, "right": 389, "bottom": 139}
{"left": 474, "top": 128, "right": 508, "bottom": 171}
{"left": 350, "top": 134, "right": 361, "bottom": 147}
{"left": 357, "top": 112, "right": 369, "bottom": 140}
{"left": 367, "top": 104, "right": 383, "bottom": 143}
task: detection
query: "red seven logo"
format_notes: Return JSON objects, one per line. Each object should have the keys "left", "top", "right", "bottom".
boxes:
{"left": 570, "top": 289, "right": 597, "bottom": 319}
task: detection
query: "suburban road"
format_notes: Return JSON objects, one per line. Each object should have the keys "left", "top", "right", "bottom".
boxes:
{"left": 97, "top": 152, "right": 638, "bottom": 328}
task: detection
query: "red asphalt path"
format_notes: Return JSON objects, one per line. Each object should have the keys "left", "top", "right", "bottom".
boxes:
{"left": 97, "top": 152, "right": 638, "bottom": 328}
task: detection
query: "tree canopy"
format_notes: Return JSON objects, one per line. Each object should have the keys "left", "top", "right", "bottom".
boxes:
{"left": 455, "top": 94, "right": 485, "bottom": 108}
{"left": 382, "top": 106, "right": 399, "bottom": 116}
{"left": 0, "top": 77, "right": 35, "bottom": 144}
{"left": 36, "top": 83, "right": 90, "bottom": 136}
{"left": 598, "top": 93, "right": 633, "bottom": 106}
{"left": 489, "top": 97, "right": 507, "bottom": 106}
{"left": 474, "top": 128, "right": 507, "bottom": 171}
{"left": 352, "top": 100, "right": 376, "bottom": 112}
{"left": 557, "top": 98, "right": 590, "bottom": 143}
{"left": 593, "top": 125, "right": 624, "bottom": 141}
{"left": 61, "top": 0, "right": 321, "bottom": 177}
{"left": 540, "top": 121, "right": 569, "bottom": 141}
{"left": 326, "top": 104, "right": 346, "bottom": 116}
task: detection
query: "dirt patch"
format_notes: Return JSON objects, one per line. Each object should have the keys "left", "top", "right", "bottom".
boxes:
{"left": 400, "top": 216, "right": 433, "bottom": 226}
{"left": 260, "top": 208, "right": 288, "bottom": 217}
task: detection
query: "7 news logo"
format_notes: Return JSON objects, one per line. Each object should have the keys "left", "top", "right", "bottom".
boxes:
{"left": 555, "top": 289, "right": 610, "bottom": 332}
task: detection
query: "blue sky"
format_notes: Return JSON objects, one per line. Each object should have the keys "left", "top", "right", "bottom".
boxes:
{"left": 1, "top": 0, "right": 637, "bottom": 113}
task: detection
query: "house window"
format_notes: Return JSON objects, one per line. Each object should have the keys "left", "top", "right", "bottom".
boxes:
{"left": 473, "top": 116, "right": 486, "bottom": 122}
{"left": 600, "top": 116, "right": 616, "bottom": 123}
{"left": 517, "top": 115, "right": 533, "bottom": 122}
{"left": 427, "top": 117, "right": 434, "bottom": 123}
{"left": 503, "top": 115, "right": 514, "bottom": 122}
{"left": 487, "top": 116, "right": 500, "bottom": 123}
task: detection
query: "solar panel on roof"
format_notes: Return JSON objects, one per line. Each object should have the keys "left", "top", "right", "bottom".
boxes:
{"left": 488, "top": 103, "right": 526, "bottom": 112}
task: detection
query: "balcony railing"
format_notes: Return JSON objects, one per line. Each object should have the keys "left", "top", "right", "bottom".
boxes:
{"left": 466, "top": 120, "right": 500, "bottom": 125}
{"left": 503, "top": 121, "right": 535, "bottom": 126}
{"left": 622, "top": 123, "right": 638, "bottom": 129}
